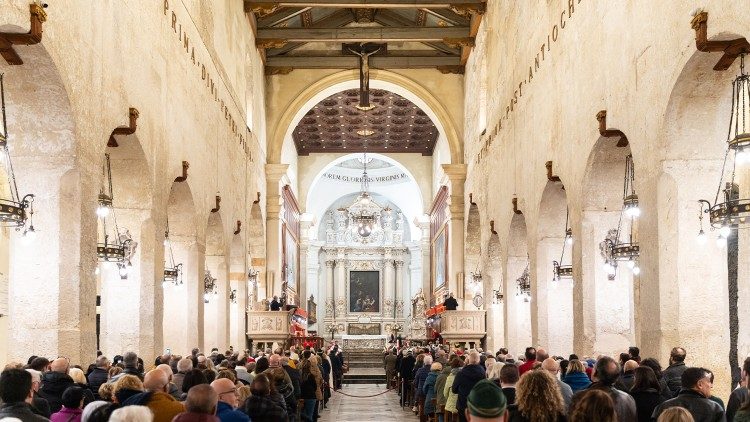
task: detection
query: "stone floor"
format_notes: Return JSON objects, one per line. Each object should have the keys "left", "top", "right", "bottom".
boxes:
{"left": 319, "top": 384, "right": 420, "bottom": 422}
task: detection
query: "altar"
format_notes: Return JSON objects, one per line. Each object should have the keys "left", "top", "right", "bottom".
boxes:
{"left": 341, "top": 334, "right": 388, "bottom": 350}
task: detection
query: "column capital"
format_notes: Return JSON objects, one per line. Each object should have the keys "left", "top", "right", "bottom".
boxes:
{"left": 265, "top": 163, "right": 290, "bottom": 182}
{"left": 441, "top": 163, "right": 467, "bottom": 181}
{"left": 395, "top": 260, "right": 405, "bottom": 268}
{"left": 325, "top": 260, "right": 335, "bottom": 268}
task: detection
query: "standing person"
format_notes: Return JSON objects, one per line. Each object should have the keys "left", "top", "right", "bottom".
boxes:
{"left": 263, "top": 355, "right": 296, "bottom": 421}
{"left": 423, "top": 362, "right": 442, "bottom": 421}
{"left": 443, "top": 293, "right": 459, "bottom": 311}
{"left": 400, "top": 350, "right": 416, "bottom": 407}
{"left": 568, "top": 389, "right": 618, "bottom": 422}
{"left": 87, "top": 356, "right": 110, "bottom": 401}
{"left": 507, "top": 370, "right": 566, "bottom": 422}
{"left": 210, "top": 378, "right": 250, "bottom": 422}
{"left": 318, "top": 351, "right": 331, "bottom": 409}
{"left": 0, "top": 368, "right": 49, "bottom": 421}
{"left": 298, "top": 357, "right": 323, "bottom": 421}
{"left": 50, "top": 386, "right": 84, "bottom": 422}
{"left": 589, "top": 356, "right": 637, "bottom": 422}
{"left": 641, "top": 358, "right": 674, "bottom": 401}
{"left": 465, "top": 380, "right": 508, "bottom": 422}
{"left": 270, "top": 296, "right": 282, "bottom": 311}
{"left": 121, "top": 369, "right": 185, "bottom": 422}
{"left": 651, "top": 367, "right": 725, "bottom": 422}
{"left": 517, "top": 348, "right": 536, "bottom": 376}
{"left": 384, "top": 349, "right": 398, "bottom": 388}
{"left": 172, "top": 384, "right": 220, "bottom": 422}
{"left": 619, "top": 360, "right": 639, "bottom": 391}
{"left": 498, "top": 365, "right": 519, "bottom": 405}
{"left": 39, "top": 358, "right": 75, "bottom": 413}
{"left": 435, "top": 360, "right": 453, "bottom": 422}
{"left": 663, "top": 347, "right": 688, "bottom": 397}
{"left": 541, "top": 358, "right": 573, "bottom": 411}
{"left": 172, "top": 358, "right": 193, "bottom": 394}
{"left": 415, "top": 356, "right": 434, "bottom": 418}
{"left": 444, "top": 357, "right": 464, "bottom": 419}
{"left": 242, "top": 374, "right": 288, "bottom": 422}
{"left": 563, "top": 359, "right": 591, "bottom": 393}
{"left": 451, "top": 351, "right": 486, "bottom": 422}
{"left": 68, "top": 368, "right": 95, "bottom": 406}
{"left": 727, "top": 356, "right": 750, "bottom": 422}
{"left": 630, "top": 366, "right": 666, "bottom": 422}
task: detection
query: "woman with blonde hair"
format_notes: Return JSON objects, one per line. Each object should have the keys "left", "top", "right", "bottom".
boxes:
{"left": 68, "top": 367, "right": 96, "bottom": 406}
{"left": 299, "top": 355, "right": 324, "bottom": 421}
{"left": 508, "top": 370, "right": 566, "bottom": 422}
{"left": 563, "top": 360, "right": 591, "bottom": 393}
{"left": 111, "top": 375, "right": 144, "bottom": 404}
{"left": 656, "top": 406, "right": 695, "bottom": 422}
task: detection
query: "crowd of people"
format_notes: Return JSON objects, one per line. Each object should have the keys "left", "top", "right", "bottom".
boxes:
{"left": 387, "top": 343, "right": 750, "bottom": 422}
{"left": 0, "top": 344, "right": 347, "bottom": 422}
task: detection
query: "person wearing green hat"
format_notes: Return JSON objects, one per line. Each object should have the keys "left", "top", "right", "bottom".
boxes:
{"left": 465, "top": 379, "right": 508, "bottom": 422}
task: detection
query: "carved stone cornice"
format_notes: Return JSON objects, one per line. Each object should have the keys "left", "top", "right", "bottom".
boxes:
{"left": 247, "top": 2, "right": 282, "bottom": 18}
{"left": 257, "top": 38, "right": 289, "bottom": 49}
{"left": 437, "top": 65, "right": 465, "bottom": 75}
{"left": 449, "top": 3, "right": 486, "bottom": 17}
{"left": 442, "top": 37, "right": 475, "bottom": 49}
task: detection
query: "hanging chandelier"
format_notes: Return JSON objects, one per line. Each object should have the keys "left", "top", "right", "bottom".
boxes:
{"left": 552, "top": 210, "right": 573, "bottom": 281}
{"left": 515, "top": 263, "right": 531, "bottom": 302}
{"left": 349, "top": 152, "right": 382, "bottom": 238}
{"left": 162, "top": 220, "right": 183, "bottom": 288}
{"left": 0, "top": 74, "right": 35, "bottom": 236}
{"left": 204, "top": 270, "right": 218, "bottom": 303}
{"left": 699, "top": 54, "right": 750, "bottom": 245}
{"left": 96, "top": 153, "right": 136, "bottom": 278}
{"left": 602, "top": 154, "right": 641, "bottom": 275}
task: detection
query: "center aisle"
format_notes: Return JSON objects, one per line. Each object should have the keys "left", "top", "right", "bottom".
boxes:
{"left": 319, "top": 384, "right": 421, "bottom": 422}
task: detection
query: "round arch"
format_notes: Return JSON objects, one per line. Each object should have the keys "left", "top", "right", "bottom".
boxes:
{"left": 505, "top": 212, "right": 531, "bottom": 354}
{"left": 269, "top": 70, "right": 463, "bottom": 165}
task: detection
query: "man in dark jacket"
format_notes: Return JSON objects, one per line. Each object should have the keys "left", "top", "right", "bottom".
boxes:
{"left": 399, "top": 350, "right": 416, "bottom": 407}
{"left": 727, "top": 357, "right": 750, "bottom": 422}
{"left": 587, "top": 356, "right": 637, "bottom": 422}
{"left": 443, "top": 293, "right": 459, "bottom": 311}
{"left": 384, "top": 349, "right": 398, "bottom": 387}
{"left": 0, "top": 368, "right": 50, "bottom": 421}
{"left": 414, "top": 355, "right": 433, "bottom": 417}
{"left": 87, "top": 355, "right": 110, "bottom": 400}
{"left": 663, "top": 347, "right": 687, "bottom": 397}
{"left": 38, "top": 357, "right": 74, "bottom": 413}
{"left": 281, "top": 356, "right": 301, "bottom": 404}
{"left": 652, "top": 367, "right": 725, "bottom": 422}
{"left": 451, "top": 351, "right": 486, "bottom": 422}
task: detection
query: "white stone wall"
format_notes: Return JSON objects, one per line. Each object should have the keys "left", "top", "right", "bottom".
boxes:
{"left": 0, "top": 0, "right": 267, "bottom": 364}
{"left": 462, "top": 0, "right": 750, "bottom": 397}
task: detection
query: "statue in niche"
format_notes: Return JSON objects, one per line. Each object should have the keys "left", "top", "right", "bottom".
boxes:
{"left": 411, "top": 288, "right": 427, "bottom": 317}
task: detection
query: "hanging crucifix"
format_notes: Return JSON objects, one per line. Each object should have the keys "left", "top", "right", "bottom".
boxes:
{"left": 344, "top": 43, "right": 386, "bottom": 110}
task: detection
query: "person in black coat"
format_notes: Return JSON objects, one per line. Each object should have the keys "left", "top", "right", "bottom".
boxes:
{"left": 37, "top": 358, "right": 75, "bottom": 413}
{"left": 451, "top": 351, "right": 486, "bottom": 422}
{"left": 629, "top": 366, "right": 665, "bottom": 422}
{"left": 329, "top": 346, "right": 343, "bottom": 390}
{"left": 443, "top": 293, "right": 459, "bottom": 311}
{"left": 399, "top": 350, "right": 416, "bottom": 407}
{"left": 662, "top": 347, "right": 687, "bottom": 397}
{"left": 87, "top": 356, "right": 110, "bottom": 400}
{"left": 318, "top": 351, "right": 331, "bottom": 408}
{"left": 651, "top": 367, "right": 725, "bottom": 422}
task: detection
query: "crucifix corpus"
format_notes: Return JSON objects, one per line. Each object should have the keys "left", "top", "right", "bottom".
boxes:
{"left": 344, "top": 43, "right": 386, "bottom": 110}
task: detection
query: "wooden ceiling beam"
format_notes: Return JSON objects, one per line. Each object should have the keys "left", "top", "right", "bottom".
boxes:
{"left": 257, "top": 26, "right": 470, "bottom": 42}
{"left": 266, "top": 54, "right": 461, "bottom": 68}
{"left": 265, "top": 9, "right": 355, "bottom": 55}
{"left": 256, "top": 7, "right": 311, "bottom": 26}
{"left": 420, "top": 7, "right": 470, "bottom": 26}
{"left": 374, "top": 9, "right": 459, "bottom": 55}
{"left": 246, "top": 0, "right": 484, "bottom": 9}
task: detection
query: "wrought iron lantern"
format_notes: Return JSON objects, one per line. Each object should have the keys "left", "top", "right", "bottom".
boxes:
{"left": 204, "top": 270, "right": 218, "bottom": 303}
{"left": 0, "top": 74, "right": 35, "bottom": 236}
{"left": 516, "top": 264, "right": 531, "bottom": 302}
{"left": 162, "top": 220, "right": 183, "bottom": 288}
{"left": 602, "top": 154, "right": 641, "bottom": 275}
{"left": 96, "top": 153, "right": 135, "bottom": 279}
{"left": 350, "top": 153, "right": 382, "bottom": 238}
{"left": 699, "top": 54, "right": 750, "bottom": 244}
{"left": 552, "top": 210, "right": 573, "bottom": 281}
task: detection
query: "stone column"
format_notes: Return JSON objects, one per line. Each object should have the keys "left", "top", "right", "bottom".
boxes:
{"left": 265, "top": 164, "right": 289, "bottom": 298}
{"left": 325, "top": 259, "right": 335, "bottom": 318}
{"left": 335, "top": 256, "right": 347, "bottom": 319}
{"left": 442, "top": 164, "right": 467, "bottom": 303}
{"left": 216, "top": 255, "right": 230, "bottom": 351}
{"left": 383, "top": 250, "right": 394, "bottom": 318}
{"left": 186, "top": 240, "right": 206, "bottom": 354}
{"left": 415, "top": 220, "right": 431, "bottom": 301}
{"left": 395, "top": 260, "right": 405, "bottom": 318}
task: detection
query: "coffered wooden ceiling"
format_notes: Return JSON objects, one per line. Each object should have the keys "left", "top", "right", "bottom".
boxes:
{"left": 293, "top": 88, "right": 439, "bottom": 155}
{"left": 243, "top": 0, "right": 485, "bottom": 74}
